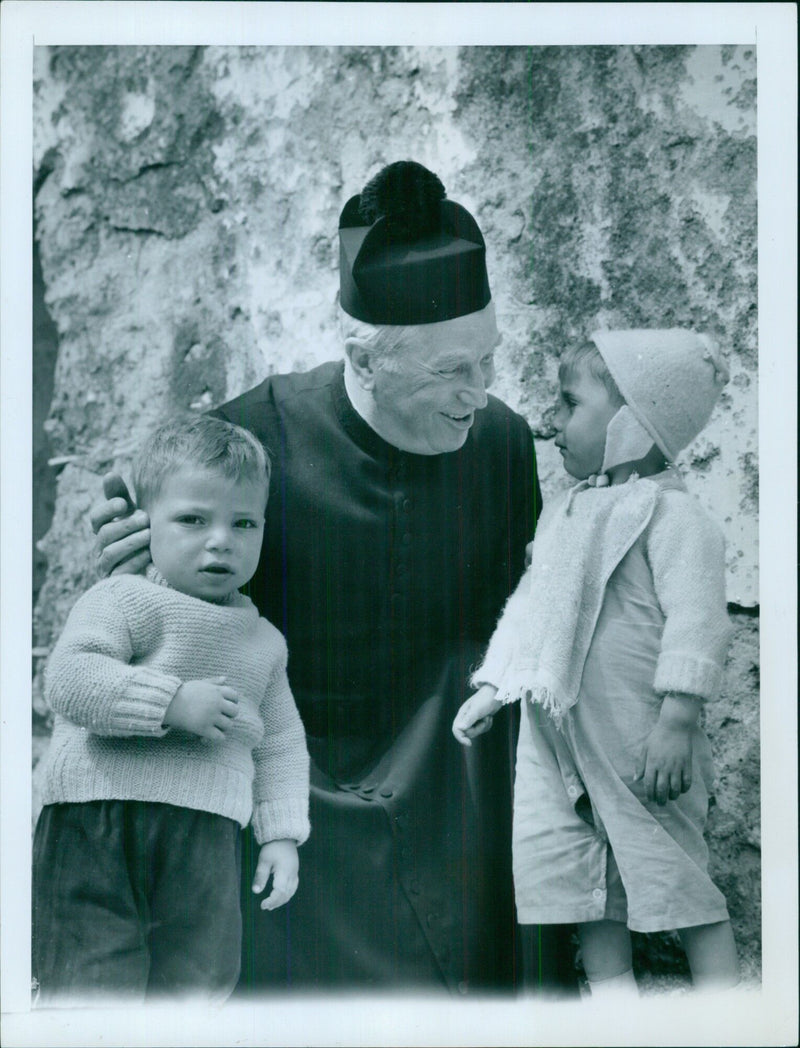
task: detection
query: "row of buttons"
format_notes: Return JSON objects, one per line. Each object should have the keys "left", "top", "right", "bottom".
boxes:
{"left": 565, "top": 783, "right": 608, "bottom": 907}
{"left": 390, "top": 491, "right": 411, "bottom": 615}
{"left": 338, "top": 783, "right": 395, "bottom": 800}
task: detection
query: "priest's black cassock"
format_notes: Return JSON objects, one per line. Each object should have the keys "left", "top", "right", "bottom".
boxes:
{"left": 217, "top": 359, "right": 539, "bottom": 991}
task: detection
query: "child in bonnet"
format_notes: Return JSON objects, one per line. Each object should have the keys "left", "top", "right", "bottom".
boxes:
{"left": 453, "top": 329, "right": 739, "bottom": 997}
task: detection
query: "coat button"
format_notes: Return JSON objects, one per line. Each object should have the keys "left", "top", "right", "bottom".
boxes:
{"left": 380, "top": 788, "right": 393, "bottom": 798}
{"left": 361, "top": 784, "right": 375, "bottom": 793}
{"left": 592, "top": 888, "right": 604, "bottom": 899}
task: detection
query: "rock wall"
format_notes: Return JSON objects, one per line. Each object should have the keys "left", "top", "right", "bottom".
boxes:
{"left": 32, "top": 44, "right": 759, "bottom": 984}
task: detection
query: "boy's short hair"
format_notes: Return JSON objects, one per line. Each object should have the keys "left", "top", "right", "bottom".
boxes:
{"left": 132, "top": 415, "right": 271, "bottom": 510}
{"left": 558, "top": 341, "right": 625, "bottom": 406}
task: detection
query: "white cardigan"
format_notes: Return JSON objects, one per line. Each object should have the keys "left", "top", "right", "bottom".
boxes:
{"left": 471, "top": 470, "right": 732, "bottom": 722}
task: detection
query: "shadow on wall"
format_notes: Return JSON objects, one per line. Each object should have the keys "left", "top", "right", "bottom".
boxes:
{"left": 33, "top": 233, "right": 59, "bottom": 609}
{"left": 33, "top": 228, "right": 60, "bottom": 763}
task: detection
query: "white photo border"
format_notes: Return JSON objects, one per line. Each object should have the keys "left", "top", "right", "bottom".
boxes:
{"left": 2, "top": 3, "right": 796, "bottom": 1045}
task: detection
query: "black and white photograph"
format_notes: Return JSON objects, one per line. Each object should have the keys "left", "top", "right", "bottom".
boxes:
{"left": 1, "top": 3, "right": 796, "bottom": 1046}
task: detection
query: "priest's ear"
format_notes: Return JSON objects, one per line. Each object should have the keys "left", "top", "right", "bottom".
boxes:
{"left": 344, "top": 338, "right": 379, "bottom": 391}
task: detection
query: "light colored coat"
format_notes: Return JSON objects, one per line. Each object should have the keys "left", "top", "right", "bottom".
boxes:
{"left": 473, "top": 471, "right": 733, "bottom": 931}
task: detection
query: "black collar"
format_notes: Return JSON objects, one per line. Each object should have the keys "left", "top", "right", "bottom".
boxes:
{"left": 331, "top": 361, "right": 412, "bottom": 466}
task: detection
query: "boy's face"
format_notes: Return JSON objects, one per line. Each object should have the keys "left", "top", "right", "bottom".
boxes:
{"left": 554, "top": 364, "right": 621, "bottom": 479}
{"left": 148, "top": 465, "right": 266, "bottom": 602}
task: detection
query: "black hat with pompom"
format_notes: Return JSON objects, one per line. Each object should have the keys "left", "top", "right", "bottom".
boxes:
{"left": 339, "top": 161, "right": 491, "bottom": 325}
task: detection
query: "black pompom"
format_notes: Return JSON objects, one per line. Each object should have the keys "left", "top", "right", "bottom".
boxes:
{"left": 359, "top": 161, "right": 446, "bottom": 240}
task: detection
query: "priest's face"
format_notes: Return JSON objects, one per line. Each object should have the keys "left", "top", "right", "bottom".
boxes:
{"left": 370, "top": 306, "right": 500, "bottom": 455}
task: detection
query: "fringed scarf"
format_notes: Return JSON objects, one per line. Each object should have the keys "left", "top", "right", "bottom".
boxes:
{"left": 486, "top": 474, "right": 682, "bottom": 726}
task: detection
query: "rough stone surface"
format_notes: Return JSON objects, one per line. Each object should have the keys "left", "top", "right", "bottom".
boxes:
{"left": 32, "top": 45, "right": 759, "bottom": 986}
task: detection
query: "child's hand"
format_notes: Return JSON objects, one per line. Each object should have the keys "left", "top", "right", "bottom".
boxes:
{"left": 162, "top": 677, "right": 239, "bottom": 740}
{"left": 252, "top": 839, "right": 300, "bottom": 911}
{"left": 452, "top": 684, "right": 503, "bottom": 747}
{"left": 634, "top": 694, "right": 701, "bottom": 805}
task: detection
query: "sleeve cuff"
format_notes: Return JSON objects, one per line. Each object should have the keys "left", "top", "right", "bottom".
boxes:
{"left": 110, "top": 667, "right": 183, "bottom": 735}
{"left": 469, "top": 648, "right": 513, "bottom": 691}
{"left": 252, "top": 798, "right": 311, "bottom": 847}
{"left": 493, "top": 660, "right": 540, "bottom": 705}
{"left": 654, "top": 652, "right": 724, "bottom": 702}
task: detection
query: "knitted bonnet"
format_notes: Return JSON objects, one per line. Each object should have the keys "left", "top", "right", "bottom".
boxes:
{"left": 590, "top": 329, "right": 729, "bottom": 461}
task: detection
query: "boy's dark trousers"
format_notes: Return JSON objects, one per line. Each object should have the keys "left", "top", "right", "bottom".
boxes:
{"left": 33, "top": 800, "right": 242, "bottom": 1003}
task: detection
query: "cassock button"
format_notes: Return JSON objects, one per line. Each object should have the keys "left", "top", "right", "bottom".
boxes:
{"left": 361, "top": 784, "right": 375, "bottom": 793}
{"left": 380, "top": 788, "right": 393, "bottom": 798}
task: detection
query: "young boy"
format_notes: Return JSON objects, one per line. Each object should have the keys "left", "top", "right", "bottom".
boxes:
{"left": 33, "top": 416, "right": 310, "bottom": 1003}
{"left": 453, "top": 330, "right": 739, "bottom": 997}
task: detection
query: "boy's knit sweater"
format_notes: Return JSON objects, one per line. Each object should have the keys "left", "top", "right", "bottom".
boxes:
{"left": 41, "top": 569, "right": 310, "bottom": 845}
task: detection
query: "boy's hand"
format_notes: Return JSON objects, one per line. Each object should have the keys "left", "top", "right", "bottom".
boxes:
{"left": 452, "top": 684, "right": 503, "bottom": 747}
{"left": 162, "top": 677, "right": 239, "bottom": 740}
{"left": 91, "top": 473, "right": 151, "bottom": 577}
{"left": 634, "top": 694, "right": 701, "bottom": 805}
{"left": 252, "top": 839, "right": 300, "bottom": 911}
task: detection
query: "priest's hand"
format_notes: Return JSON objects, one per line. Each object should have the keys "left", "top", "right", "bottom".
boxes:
{"left": 91, "top": 473, "right": 151, "bottom": 577}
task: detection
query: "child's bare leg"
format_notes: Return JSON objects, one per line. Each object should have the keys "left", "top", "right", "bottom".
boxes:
{"left": 678, "top": 920, "right": 739, "bottom": 990}
{"left": 578, "top": 920, "right": 637, "bottom": 997}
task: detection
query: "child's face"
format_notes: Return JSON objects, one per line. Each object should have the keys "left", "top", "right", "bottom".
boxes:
{"left": 554, "top": 364, "right": 621, "bottom": 479}
{"left": 148, "top": 465, "right": 266, "bottom": 602}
